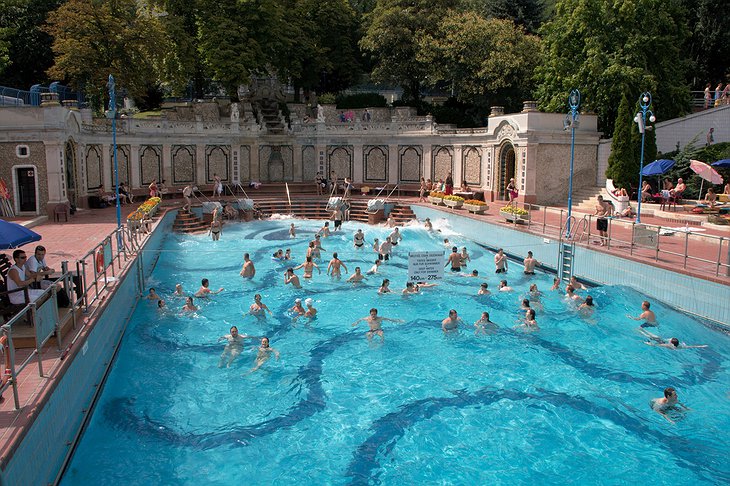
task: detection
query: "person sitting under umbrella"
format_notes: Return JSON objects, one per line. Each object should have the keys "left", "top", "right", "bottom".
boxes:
{"left": 641, "top": 181, "right": 653, "bottom": 202}
{"left": 6, "top": 249, "right": 45, "bottom": 305}
{"left": 671, "top": 178, "right": 686, "bottom": 201}
{"left": 704, "top": 187, "right": 717, "bottom": 208}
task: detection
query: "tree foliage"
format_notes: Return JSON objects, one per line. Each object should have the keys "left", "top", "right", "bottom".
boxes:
{"left": 535, "top": 0, "right": 691, "bottom": 137}
{"left": 360, "top": 0, "right": 458, "bottom": 106}
{"left": 681, "top": 0, "right": 730, "bottom": 88}
{"left": 45, "top": 0, "right": 167, "bottom": 109}
{"left": 419, "top": 12, "right": 540, "bottom": 111}
{"left": 0, "top": 0, "right": 62, "bottom": 88}
{"left": 460, "top": 0, "right": 546, "bottom": 32}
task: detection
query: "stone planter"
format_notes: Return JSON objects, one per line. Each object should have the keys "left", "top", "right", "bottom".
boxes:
{"left": 499, "top": 209, "right": 530, "bottom": 223}
{"left": 464, "top": 203, "right": 487, "bottom": 214}
{"left": 428, "top": 196, "right": 444, "bottom": 205}
{"left": 443, "top": 199, "right": 464, "bottom": 209}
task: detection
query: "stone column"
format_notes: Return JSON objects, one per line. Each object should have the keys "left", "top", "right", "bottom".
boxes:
{"left": 231, "top": 143, "right": 241, "bottom": 184}
{"left": 292, "top": 140, "right": 303, "bottom": 181}
{"left": 423, "top": 144, "right": 433, "bottom": 182}
{"left": 130, "top": 144, "right": 141, "bottom": 189}
{"left": 102, "top": 143, "right": 112, "bottom": 190}
{"left": 162, "top": 144, "right": 172, "bottom": 187}
{"left": 453, "top": 145, "right": 463, "bottom": 186}
{"left": 352, "top": 142, "right": 364, "bottom": 184}
{"left": 44, "top": 142, "right": 66, "bottom": 205}
{"left": 196, "top": 143, "right": 206, "bottom": 184}
{"left": 250, "top": 141, "right": 260, "bottom": 182}
{"left": 388, "top": 143, "right": 398, "bottom": 185}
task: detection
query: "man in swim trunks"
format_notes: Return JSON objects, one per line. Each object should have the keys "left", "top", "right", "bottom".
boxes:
{"left": 498, "top": 280, "right": 513, "bottom": 292}
{"left": 294, "top": 256, "right": 321, "bottom": 278}
{"left": 348, "top": 266, "right": 367, "bottom": 282}
{"left": 651, "top": 387, "right": 689, "bottom": 424}
{"left": 494, "top": 248, "right": 508, "bottom": 273}
{"left": 523, "top": 251, "right": 538, "bottom": 275}
{"left": 218, "top": 326, "right": 250, "bottom": 368}
{"left": 353, "top": 229, "right": 366, "bottom": 249}
{"left": 284, "top": 268, "right": 302, "bottom": 288}
{"left": 366, "top": 260, "right": 381, "bottom": 275}
{"left": 445, "top": 246, "right": 462, "bottom": 272}
{"left": 424, "top": 218, "right": 433, "bottom": 231}
{"left": 332, "top": 207, "right": 343, "bottom": 231}
{"left": 372, "top": 238, "right": 380, "bottom": 253}
{"left": 318, "top": 222, "right": 330, "bottom": 238}
{"left": 351, "top": 308, "right": 404, "bottom": 341}
{"left": 442, "top": 309, "right": 462, "bottom": 332}
{"left": 629, "top": 300, "right": 657, "bottom": 327}
{"left": 327, "top": 252, "right": 348, "bottom": 278}
{"left": 594, "top": 195, "right": 611, "bottom": 246}
{"left": 388, "top": 227, "right": 402, "bottom": 246}
{"left": 378, "top": 237, "right": 393, "bottom": 261}
{"left": 568, "top": 276, "right": 587, "bottom": 291}
{"left": 147, "top": 288, "right": 161, "bottom": 300}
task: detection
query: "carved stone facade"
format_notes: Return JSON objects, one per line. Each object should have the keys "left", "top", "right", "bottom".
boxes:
{"left": 108, "top": 145, "right": 130, "bottom": 186}
{"left": 328, "top": 145, "right": 353, "bottom": 179}
{"left": 140, "top": 145, "right": 162, "bottom": 185}
{"left": 302, "top": 145, "right": 316, "bottom": 182}
{"left": 85, "top": 145, "right": 103, "bottom": 189}
{"left": 462, "top": 146, "right": 481, "bottom": 185}
{"left": 172, "top": 145, "right": 195, "bottom": 184}
{"left": 399, "top": 146, "right": 422, "bottom": 182}
{"left": 432, "top": 146, "right": 453, "bottom": 182}
{"left": 206, "top": 145, "right": 229, "bottom": 182}
{"left": 363, "top": 146, "right": 388, "bottom": 182}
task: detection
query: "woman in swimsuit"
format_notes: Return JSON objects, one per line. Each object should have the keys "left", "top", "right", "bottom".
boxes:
{"left": 353, "top": 229, "right": 365, "bottom": 249}
{"left": 506, "top": 178, "right": 518, "bottom": 205}
{"left": 209, "top": 219, "right": 223, "bottom": 241}
{"left": 249, "top": 293, "right": 272, "bottom": 319}
{"left": 294, "top": 256, "right": 320, "bottom": 278}
{"left": 251, "top": 337, "right": 280, "bottom": 372}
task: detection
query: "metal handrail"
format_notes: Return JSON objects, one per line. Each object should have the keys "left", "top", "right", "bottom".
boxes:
{"left": 384, "top": 184, "right": 399, "bottom": 202}
{"left": 373, "top": 184, "right": 388, "bottom": 200}
{"left": 285, "top": 183, "right": 292, "bottom": 213}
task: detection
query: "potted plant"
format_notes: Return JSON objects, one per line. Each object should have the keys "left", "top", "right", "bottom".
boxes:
{"left": 428, "top": 191, "right": 445, "bottom": 205}
{"left": 463, "top": 199, "right": 488, "bottom": 214}
{"left": 443, "top": 195, "right": 464, "bottom": 208}
{"left": 499, "top": 205, "right": 530, "bottom": 223}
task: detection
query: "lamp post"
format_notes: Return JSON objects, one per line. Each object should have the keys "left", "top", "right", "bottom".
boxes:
{"left": 634, "top": 91, "right": 656, "bottom": 224}
{"left": 564, "top": 89, "right": 580, "bottom": 238}
{"left": 106, "top": 75, "right": 122, "bottom": 240}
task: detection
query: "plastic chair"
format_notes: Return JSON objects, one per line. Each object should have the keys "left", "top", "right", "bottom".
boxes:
{"left": 53, "top": 203, "right": 69, "bottom": 222}
{"left": 660, "top": 190, "right": 676, "bottom": 211}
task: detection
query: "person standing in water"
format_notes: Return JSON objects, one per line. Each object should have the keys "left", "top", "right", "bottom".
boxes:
{"left": 249, "top": 293, "right": 272, "bottom": 319}
{"left": 327, "top": 252, "right": 348, "bottom": 278}
{"left": 351, "top": 308, "right": 404, "bottom": 341}
{"left": 218, "top": 326, "right": 249, "bottom": 368}
{"left": 250, "top": 337, "right": 280, "bottom": 372}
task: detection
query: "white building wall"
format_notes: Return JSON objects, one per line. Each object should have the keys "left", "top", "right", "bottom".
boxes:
{"left": 655, "top": 105, "right": 729, "bottom": 154}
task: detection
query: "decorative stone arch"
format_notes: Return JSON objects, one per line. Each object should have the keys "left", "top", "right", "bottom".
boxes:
{"left": 431, "top": 145, "right": 453, "bottom": 182}
{"left": 327, "top": 145, "right": 353, "bottom": 180}
{"left": 302, "top": 145, "right": 316, "bottom": 182}
{"left": 258, "top": 145, "right": 293, "bottom": 182}
{"left": 139, "top": 145, "right": 162, "bottom": 186}
{"left": 496, "top": 140, "right": 516, "bottom": 200}
{"left": 85, "top": 144, "right": 103, "bottom": 191}
{"left": 108, "top": 144, "right": 130, "bottom": 187}
{"left": 398, "top": 145, "right": 422, "bottom": 183}
{"left": 172, "top": 145, "right": 196, "bottom": 184}
{"left": 240, "top": 145, "right": 251, "bottom": 182}
{"left": 363, "top": 145, "right": 388, "bottom": 182}
{"left": 206, "top": 145, "right": 230, "bottom": 183}
{"left": 462, "top": 146, "right": 482, "bottom": 186}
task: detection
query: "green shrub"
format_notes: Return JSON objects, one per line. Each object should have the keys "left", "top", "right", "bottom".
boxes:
{"left": 318, "top": 93, "right": 336, "bottom": 104}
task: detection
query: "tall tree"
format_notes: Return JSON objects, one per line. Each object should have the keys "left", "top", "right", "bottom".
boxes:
{"left": 0, "top": 0, "right": 63, "bottom": 88}
{"left": 535, "top": 0, "right": 691, "bottom": 137}
{"left": 460, "top": 0, "right": 546, "bottom": 32}
{"left": 681, "top": 0, "right": 730, "bottom": 88}
{"left": 419, "top": 12, "right": 540, "bottom": 111}
{"left": 360, "top": 0, "right": 458, "bottom": 106}
{"left": 45, "top": 0, "right": 168, "bottom": 109}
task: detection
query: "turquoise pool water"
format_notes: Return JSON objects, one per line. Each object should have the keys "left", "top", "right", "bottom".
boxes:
{"left": 62, "top": 218, "right": 730, "bottom": 484}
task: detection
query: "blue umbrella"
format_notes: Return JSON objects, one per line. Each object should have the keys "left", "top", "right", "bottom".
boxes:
{"left": 0, "top": 219, "right": 41, "bottom": 250}
{"left": 641, "top": 159, "right": 676, "bottom": 176}
{"left": 711, "top": 159, "right": 730, "bottom": 168}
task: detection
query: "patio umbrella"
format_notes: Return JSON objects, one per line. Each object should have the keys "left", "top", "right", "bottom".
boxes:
{"left": 712, "top": 159, "right": 730, "bottom": 168}
{"left": 641, "top": 159, "right": 676, "bottom": 176}
{"left": 0, "top": 219, "right": 41, "bottom": 250}
{"left": 689, "top": 159, "right": 724, "bottom": 202}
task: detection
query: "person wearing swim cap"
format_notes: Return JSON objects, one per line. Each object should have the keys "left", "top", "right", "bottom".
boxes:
{"left": 304, "top": 298, "right": 317, "bottom": 318}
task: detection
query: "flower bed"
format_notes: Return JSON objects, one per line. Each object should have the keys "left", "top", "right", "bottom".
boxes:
{"left": 464, "top": 199, "right": 488, "bottom": 213}
{"left": 127, "top": 196, "right": 161, "bottom": 223}
{"left": 428, "top": 191, "right": 445, "bottom": 205}
{"left": 499, "top": 205, "right": 530, "bottom": 223}
{"left": 443, "top": 195, "right": 464, "bottom": 208}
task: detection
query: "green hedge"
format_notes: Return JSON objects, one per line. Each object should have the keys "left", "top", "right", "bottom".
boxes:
{"left": 335, "top": 92, "right": 388, "bottom": 109}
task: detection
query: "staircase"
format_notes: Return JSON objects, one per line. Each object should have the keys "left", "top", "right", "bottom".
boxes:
{"left": 173, "top": 209, "right": 208, "bottom": 233}
{"left": 572, "top": 186, "right": 604, "bottom": 212}
{"left": 389, "top": 205, "right": 417, "bottom": 224}
{"left": 249, "top": 197, "right": 417, "bottom": 225}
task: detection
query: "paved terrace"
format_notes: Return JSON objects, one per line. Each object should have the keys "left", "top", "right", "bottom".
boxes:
{"left": 1, "top": 192, "right": 728, "bottom": 466}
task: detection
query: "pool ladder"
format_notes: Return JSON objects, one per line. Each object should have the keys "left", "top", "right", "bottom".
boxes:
{"left": 559, "top": 216, "right": 588, "bottom": 282}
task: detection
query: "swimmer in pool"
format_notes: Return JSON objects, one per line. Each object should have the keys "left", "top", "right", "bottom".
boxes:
{"left": 209, "top": 219, "right": 223, "bottom": 241}
{"left": 442, "top": 309, "right": 462, "bottom": 332}
{"left": 378, "top": 279, "right": 391, "bottom": 294}
{"left": 520, "top": 299, "right": 531, "bottom": 311}
{"left": 494, "top": 248, "right": 508, "bottom": 273}
{"left": 240, "top": 253, "right": 256, "bottom": 278}
{"left": 638, "top": 329, "right": 707, "bottom": 349}
{"left": 474, "top": 311, "right": 497, "bottom": 334}
{"left": 445, "top": 246, "right": 462, "bottom": 272}
{"left": 289, "top": 223, "right": 296, "bottom": 238}
{"left": 366, "top": 259, "right": 381, "bottom": 275}
{"left": 515, "top": 308, "right": 539, "bottom": 330}
{"left": 578, "top": 295, "right": 595, "bottom": 315}
{"left": 402, "top": 281, "right": 419, "bottom": 294}
{"left": 372, "top": 238, "right": 380, "bottom": 253}
{"left": 284, "top": 249, "right": 292, "bottom": 261}
{"left": 460, "top": 247, "right": 471, "bottom": 267}
{"left": 317, "top": 222, "right": 330, "bottom": 238}
{"left": 461, "top": 269, "right": 479, "bottom": 277}
{"left": 147, "top": 287, "right": 161, "bottom": 301}
{"left": 347, "top": 266, "right": 367, "bottom": 283}
{"left": 628, "top": 300, "right": 657, "bottom": 327}
{"left": 284, "top": 268, "right": 302, "bottom": 288}
{"left": 182, "top": 296, "right": 198, "bottom": 312}
{"left": 218, "top": 326, "right": 249, "bottom": 368}
{"left": 174, "top": 283, "right": 184, "bottom": 296}
{"left": 378, "top": 237, "right": 393, "bottom": 261}
{"left": 523, "top": 251, "right": 538, "bottom": 275}
{"left": 157, "top": 299, "right": 165, "bottom": 309}
{"left": 569, "top": 276, "right": 587, "bottom": 291}
{"left": 304, "top": 298, "right": 317, "bottom": 318}
{"left": 528, "top": 284, "right": 543, "bottom": 311}
{"left": 272, "top": 249, "right": 285, "bottom": 261}
{"left": 195, "top": 278, "right": 224, "bottom": 298}
{"left": 565, "top": 285, "right": 582, "bottom": 302}
{"left": 478, "top": 282, "right": 491, "bottom": 295}
{"left": 290, "top": 298, "right": 305, "bottom": 316}
{"left": 353, "top": 229, "right": 366, "bottom": 249}
{"left": 295, "top": 256, "right": 321, "bottom": 278}
{"left": 498, "top": 280, "right": 513, "bottom": 292}
{"left": 351, "top": 308, "right": 404, "bottom": 341}
{"left": 249, "top": 293, "right": 272, "bottom": 318}
{"left": 251, "top": 337, "right": 280, "bottom": 372}
{"left": 424, "top": 218, "right": 433, "bottom": 231}
{"left": 327, "top": 252, "right": 348, "bottom": 278}
{"left": 388, "top": 227, "right": 402, "bottom": 246}
{"left": 443, "top": 238, "right": 451, "bottom": 248}
{"left": 650, "top": 387, "right": 689, "bottom": 424}
{"left": 551, "top": 277, "right": 560, "bottom": 291}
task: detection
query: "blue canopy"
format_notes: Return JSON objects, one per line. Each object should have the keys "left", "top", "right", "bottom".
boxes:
{"left": 641, "top": 159, "right": 676, "bottom": 176}
{"left": 711, "top": 159, "right": 730, "bottom": 168}
{"left": 0, "top": 219, "right": 41, "bottom": 250}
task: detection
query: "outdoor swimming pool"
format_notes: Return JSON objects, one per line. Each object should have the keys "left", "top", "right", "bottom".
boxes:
{"left": 61, "top": 217, "right": 730, "bottom": 484}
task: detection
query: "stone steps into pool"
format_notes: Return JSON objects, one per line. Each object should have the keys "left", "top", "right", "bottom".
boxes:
{"left": 173, "top": 209, "right": 209, "bottom": 233}
{"left": 247, "top": 198, "right": 417, "bottom": 225}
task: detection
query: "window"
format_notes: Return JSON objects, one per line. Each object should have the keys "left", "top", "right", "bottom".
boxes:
{"left": 16, "top": 145, "right": 29, "bottom": 158}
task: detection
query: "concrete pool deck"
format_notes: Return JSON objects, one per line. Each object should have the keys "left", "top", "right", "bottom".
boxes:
{"left": 0, "top": 194, "right": 728, "bottom": 467}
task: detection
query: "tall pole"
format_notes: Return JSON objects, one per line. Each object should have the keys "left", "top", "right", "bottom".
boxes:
{"left": 565, "top": 89, "right": 580, "bottom": 238}
{"left": 107, "top": 75, "right": 122, "bottom": 243}
{"left": 634, "top": 92, "right": 655, "bottom": 224}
